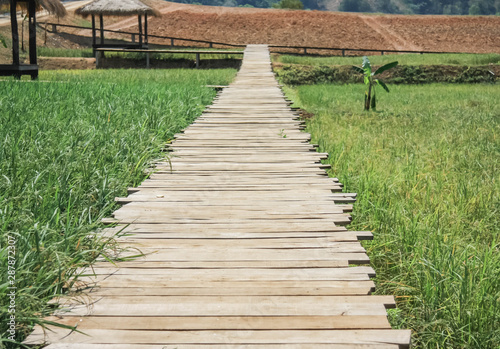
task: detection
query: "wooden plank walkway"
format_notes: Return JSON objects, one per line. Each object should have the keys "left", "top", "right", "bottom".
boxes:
{"left": 24, "top": 45, "right": 411, "bottom": 349}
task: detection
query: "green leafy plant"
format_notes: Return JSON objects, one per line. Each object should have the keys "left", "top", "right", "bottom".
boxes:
{"left": 353, "top": 56, "right": 398, "bottom": 110}
{"left": 272, "top": 0, "right": 304, "bottom": 9}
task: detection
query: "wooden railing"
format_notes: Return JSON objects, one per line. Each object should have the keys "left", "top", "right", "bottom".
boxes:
{"left": 39, "top": 21, "right": 461, "bottom": 56}
{"left": 39, "top": 22, "right": 245, "bottom": 49}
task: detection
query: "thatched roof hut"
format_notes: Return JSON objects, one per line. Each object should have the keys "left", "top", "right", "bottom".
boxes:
{"left": 76, "top": 0, "right": 160, "bottom": 54}
{"left": 0, "top": 0, "right": 67, "bottom": 17}
{"left": 75, "top": 0, "right": 160, "bottom": 17}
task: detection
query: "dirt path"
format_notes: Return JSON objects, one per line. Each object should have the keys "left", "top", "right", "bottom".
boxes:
{"left": 359, "top": 15, "right": 422, "bottom": 52}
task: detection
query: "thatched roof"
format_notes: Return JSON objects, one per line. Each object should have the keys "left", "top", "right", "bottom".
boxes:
{"left": 76, "top": 0, "right": 160, "bottom": 17}
{"left": 0, "top": 0, "right": 67, "bottom": 17}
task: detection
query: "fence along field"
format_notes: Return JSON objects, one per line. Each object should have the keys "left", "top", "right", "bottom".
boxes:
{"left": 0, "top": 68, "right": 236, "bottom": 348}
{"left": 282, "top": 81, "right": 499, "bottom": 348}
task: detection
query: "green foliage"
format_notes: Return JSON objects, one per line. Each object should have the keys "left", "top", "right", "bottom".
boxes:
{"left": 0, "top": 34, "right": 7, "bottom": 48}
{"left": 275, "top": 65, "right": 357, "bottom": 85}
{"left": 284, "top": 83, "right": 500, "bottom": 348}
{"left": 167, "top": 0, "right": 498, "bottom": 13}
{"left": 37, "top": 47, "right": 94, "bottom": 58}
{"left": 275, "top": 62, "right": 498, "bottom": 86}
{"left": 405, "top": 0, "right": 499, "bottom": 14}
{"left": 171, "top": 0, "right": 498, "bottom": 13}
{"left": 0, "top": 69, "right": 236, "bottom": 348}
{"left": 353, "top": 56, "right": 398, "bottom": 110}
{"left": 272, "top": 0, "right": 304, "bottom": 8}
{"left": 339, "top": 0, "right": 372, "bottom": 12}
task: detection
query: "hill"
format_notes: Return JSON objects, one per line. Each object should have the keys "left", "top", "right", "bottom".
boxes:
{"left": 166, "top": 0, "right": 500, "bottom": 15}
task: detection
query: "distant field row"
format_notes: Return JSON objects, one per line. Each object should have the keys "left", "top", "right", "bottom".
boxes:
{"left": 273, "top": 52, "right": 500, "bottom": 66}
{"left": 37, "top": 47, "right": 244, "bottom": 60}
{"left": 36, "top": 48, "right": 500, "bottom": 66}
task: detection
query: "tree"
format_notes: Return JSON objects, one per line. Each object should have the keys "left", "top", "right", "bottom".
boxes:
{"left": 339, "top": 0, "right": 372, "bottom": 12}
{"left": 353, "top": 56, "right": 398, "bottom": 111}
{"left": 272, "top": 0, "right": 304, "bottom": 9}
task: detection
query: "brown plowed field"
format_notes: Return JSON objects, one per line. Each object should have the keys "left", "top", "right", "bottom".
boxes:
{"left": 103, "top": 0, "right": 500, "bottom": 54}
{"left": 1, "top": 0, "right": 499, "bottom": 60}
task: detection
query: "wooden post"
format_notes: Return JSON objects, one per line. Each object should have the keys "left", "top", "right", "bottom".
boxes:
{"left": 196, "top": 52, "right": 200, "bottom": 69}
{"left": 10, "top": 0, "right": 20, "bottom": 67}
{"left": 28, "top": 0, "right": 37, "bottom": 67}
{"left": 131, "top": 33, "right": 135, "bottom": 43}
{"left": 138, "top": 15, "right": 143, "bottom": 47}
{"left": 95, "top": 50, "right": 100, "bottom": 68}
{"left": 91, "top": 15, "right": 96, "bottom": 54}
{"left": 381, "top": 51, "right": 384, "bottom": 55}
{"left": 52, "top": 23, "right": 57, "bottom": 32}
{"left": 171, "top": 38, "right": 174, "bottom": 47}
{"left": 342, "top": 49, "right": 345, "bottom": 57}
{"left": 146, "top": 52, "right": 150, "bottom": 69}
{"left": 99, "top": 14, "right": 104, "bottom": 58}
{"left": 99, "top": 14, "right": 104, "bottom": 45}
{"left": 209, "top": 42, "right": 213, "bottom": 48}
{"left": 303, "top": 47, "right": 307, "bottom": 54}
{"left": 144, "top": 15, "right": 148, "bottom": 46}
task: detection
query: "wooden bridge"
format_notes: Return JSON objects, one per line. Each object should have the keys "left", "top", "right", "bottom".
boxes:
{"left": 25, "top": 45, "right": 411, "bottom": 348}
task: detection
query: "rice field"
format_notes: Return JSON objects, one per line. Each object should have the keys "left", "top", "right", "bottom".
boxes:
{"left": 0, "top": 68, "right": 236, "bottom": 348}
{"left": 282, "top": 83, "right": 499, "bottom": 348}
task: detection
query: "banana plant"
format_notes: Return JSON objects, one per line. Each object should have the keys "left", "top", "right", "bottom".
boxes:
{"left": 353, "top": 56, "right": 398, "bottom": 111}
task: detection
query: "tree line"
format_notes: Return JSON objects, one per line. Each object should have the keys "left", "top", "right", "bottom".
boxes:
{"left": 169, "top": 0, "right": 500, "bottom": 15}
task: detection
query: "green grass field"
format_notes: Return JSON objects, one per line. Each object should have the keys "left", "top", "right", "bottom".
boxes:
{"left": 283, "top": 83, "right": 499, "bottom": 348}
{"left": 274, "top": 52, "right": 500, "bottom": 66}
{"left": 0, "top": 69, "right": 236, "bottom": 348}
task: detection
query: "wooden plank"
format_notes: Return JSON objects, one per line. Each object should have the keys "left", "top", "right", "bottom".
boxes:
{"left": 97, "top": 230, "right": 371, "bottom": 241}
{"left": 108, "top": 217, "right": 353, "bottom": 226}
{"left": 78, "top": 267, "right": 374, "bottom": 278}
{"left": 90, "top": 260, "right": 351, "bottom": 269}
{"left": 112, "top": 238, "right": 364, "bottom": 249}
{"left": 39, "top": 315, "right": 392, "bottom": 330}
{"left": 104, "top": 249, "right": 368, "bottom": 262}
{"left": 101, "top": 222, "right": 350, "bottom": 231}
{"left": 84, "top": 286, "right": 375, "bottom": 296}
{"left": 25, "top": 328, "right": 412, "bottom": 346}
{"left": 53, "top": 303, "right": 390, "bottom": 317}
{"left": 55, "top": 295, "right": 393, "bottom": 307}
{"left": 42, "top": 344, "right": 403, "bottom": 349}
{"left": 73, "top": 279, "right": 376, "bottom": 289}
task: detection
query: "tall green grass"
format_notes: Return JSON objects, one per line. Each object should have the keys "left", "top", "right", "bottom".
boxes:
{"left": 0, "top": 68, "right": 236, "bottom": 348}
{"left": 274, "top": 53, "right": 500, "bottom": 66}
{"left": 37, "top": 47, "right": 243, "bottom": 60}
{"left": 284, "top": 83, "right": 499, "bottom": 348}
{"left": 37, "top": 47, "right": 94, "bottom": 58}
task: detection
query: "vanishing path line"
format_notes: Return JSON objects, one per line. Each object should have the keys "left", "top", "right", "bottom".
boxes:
{"left": 24, "top": 44, "right": 411, "bottom": 349}
{"left": 360, "top": 15, "right": 423, "bottom": 52}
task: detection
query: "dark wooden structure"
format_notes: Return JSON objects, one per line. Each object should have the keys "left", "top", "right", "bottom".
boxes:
{"left": 0, "top": 0, "right": 38, "bottom": 79}
{"left": 0, "top": 0, "right": 65, "bottom": 79}
{"left": 75, "top": 0, "right": 160, "bottom": 56}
